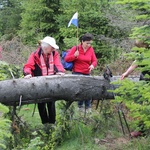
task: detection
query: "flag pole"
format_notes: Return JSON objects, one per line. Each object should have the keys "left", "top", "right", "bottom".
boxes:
{"left": 76, "top": 21, "right": 78, "bottom": 50}
{"left": 76, "top": 11, "right": 79, "bottom": 50}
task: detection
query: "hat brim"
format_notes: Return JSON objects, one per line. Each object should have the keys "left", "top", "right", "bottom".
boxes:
{"left": 41, "top": 40, "right": 59, "bottom": 49}
{"left": 51, "top": 44, "right": 59, "bottom": 49}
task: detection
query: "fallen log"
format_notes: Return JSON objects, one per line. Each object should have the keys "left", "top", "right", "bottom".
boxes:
{"left": 0, "top": 74, "right": 139, "bottom": 106}
{"left": 0, "top": 74, "right": 116, "bottom": 106}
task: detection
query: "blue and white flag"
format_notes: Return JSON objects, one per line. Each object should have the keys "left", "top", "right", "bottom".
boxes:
{"left": 68, "top": 12, "right": 78, "bottom": 27}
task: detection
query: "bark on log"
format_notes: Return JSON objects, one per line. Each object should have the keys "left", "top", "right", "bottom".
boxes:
{"left": 0, "top": 75, "right": 115, "bottom": 106}
{"left": 0, "top": 74, "right": 139, "bottom": 106}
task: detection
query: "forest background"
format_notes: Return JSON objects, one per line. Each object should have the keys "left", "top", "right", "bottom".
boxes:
{"left": 0, "top": 0, "right": 149, "bottom": 150}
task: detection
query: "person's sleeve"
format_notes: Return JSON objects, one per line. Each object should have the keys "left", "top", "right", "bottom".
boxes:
{"left": 53, "top": 51, "right": 65, "bottom": 72}
{"left": 64, "top": 46, "right": 77, "bottom": 62}
{"left": 91, "top": 48, "right": 98, "bottom": 67}
{"left": 23, "top": 52, "right": 35, "bottom": 76}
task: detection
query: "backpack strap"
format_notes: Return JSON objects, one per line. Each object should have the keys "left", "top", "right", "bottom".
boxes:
{"left": 52, "top": 51, "right": 55, "bottom": 56}
{"left": 52, "top": 50, "right": 59, "bottom": 73}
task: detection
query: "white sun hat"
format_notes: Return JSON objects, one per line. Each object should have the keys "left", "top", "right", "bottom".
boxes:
{"left": 41, "top": 36, "right": 59, "bottom": 49}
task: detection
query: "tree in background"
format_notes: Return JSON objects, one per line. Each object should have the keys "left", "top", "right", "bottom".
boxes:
{"left": 18, "top": 0, "right": 61, "bottom": 44}
{"left": 0, "top": 0, "right": 22, "bottom": 40}
{"left": 55, "top": 0, "right": 138, "bottom": 69}
{"left": 0, "top": 0, "right": 142, "bottom": 71}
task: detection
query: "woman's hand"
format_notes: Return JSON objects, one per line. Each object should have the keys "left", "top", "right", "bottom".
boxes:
{"left": 89, "top": 65, "right": 94, "bottom": 72}
{"left": 74, "top": 50, "right": 79, "bottom": 58}
{"left": 56, "top": 72, "right": 65, "bottom": 76}
{"left": 120, "top": 72, "right": 128, "bottom": 80}
{"left": 24, "top": 74, "right": 32, "bottom": 79}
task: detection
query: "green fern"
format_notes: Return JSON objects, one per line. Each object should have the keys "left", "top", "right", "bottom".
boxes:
{"left": 0, "top": 103, "right": 12, "bottom": 150}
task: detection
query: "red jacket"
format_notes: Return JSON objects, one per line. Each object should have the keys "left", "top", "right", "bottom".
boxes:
{"left": 23, "top": 47, "right": 64, "bottom": 76}
{"left": 65, "top": 44, "right": 97, "bottom": 74}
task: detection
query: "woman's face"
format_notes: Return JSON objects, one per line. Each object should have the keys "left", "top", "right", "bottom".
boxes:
{"left": 82, "top": 40, "right": 92, "bottom": 49}
{"left": 43, "top": 45, "right": 54, "bottom": 54}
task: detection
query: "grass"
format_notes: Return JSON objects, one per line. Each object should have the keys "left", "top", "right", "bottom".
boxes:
{"left": 17, "top": 104, "right": 43, "bottom": 128}
{"left": 56, "top": 138, "right": 106, "bottom": 150}
{"left": 14, "top": 101, "right": 150, "bottom": 150}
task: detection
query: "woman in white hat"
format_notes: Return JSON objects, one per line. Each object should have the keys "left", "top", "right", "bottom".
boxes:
{"left": 23, "top": 36, "right": 65, "bottom": 124}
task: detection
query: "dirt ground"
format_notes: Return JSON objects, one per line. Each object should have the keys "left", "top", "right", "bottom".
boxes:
{"left": 94, "top": 136, "right": 131, "bottom": 150}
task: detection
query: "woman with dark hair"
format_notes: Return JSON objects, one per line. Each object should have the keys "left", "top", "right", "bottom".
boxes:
{"left": 65, "top": 33, "right": 98, "bottom": 113}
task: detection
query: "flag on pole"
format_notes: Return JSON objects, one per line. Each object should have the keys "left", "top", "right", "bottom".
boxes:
{"left": 68, "top": 12, "right": 78, "bottom": 27}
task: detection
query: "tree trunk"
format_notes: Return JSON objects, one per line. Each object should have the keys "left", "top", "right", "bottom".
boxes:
{"left": 0, "top": 75, "right": 113, "bottom": 106}
{"left": 0, "top": 74, "right": 139, "bottom": 106}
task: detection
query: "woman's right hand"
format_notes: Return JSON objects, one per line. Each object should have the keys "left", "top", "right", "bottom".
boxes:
{"left": 74, "top": 50, "right": 79, "bottom": 57}
{"left": 120, "top": 72, "right": 128, "bottom": 80}
{"left": 24, "top": 74, "right": 32, "bottom": 79}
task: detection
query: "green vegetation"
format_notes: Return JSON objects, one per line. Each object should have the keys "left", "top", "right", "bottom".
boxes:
{"left": 0, "top": 0, "right": 140, "bottom": 68}
{"left": 0, "top": 61, "right": 23, "bottom": 80}
{"left": 0, "top": 104, "right": 11, "bottom": 150}
{"left": 0, "top": 0, "right": 149, "bottom": 149}
{"left": 3, "top": 101, "right": 150, "bottom": 150}
{"left": 112, "top": 0, "right": 150, "bottom": 139}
